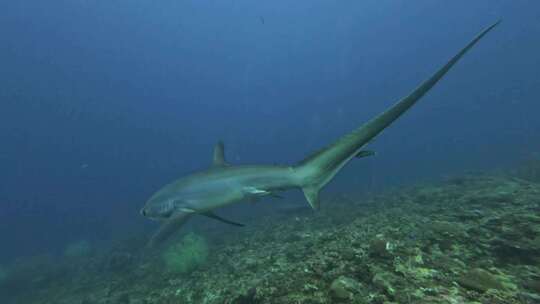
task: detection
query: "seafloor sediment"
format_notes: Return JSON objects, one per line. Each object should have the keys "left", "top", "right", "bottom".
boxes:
{"left": 2, "top": 174, "right": 540, "bottom": 304}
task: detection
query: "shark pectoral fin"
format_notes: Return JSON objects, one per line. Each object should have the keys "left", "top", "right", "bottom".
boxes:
{"left": 201, "top": 211, "right": 245, "bottom": 227}
{"left": 212, "top": 141, "right": 229, "bottom": 167}
{"left": 180, "top": 207, "right": 197, "bottom": 213}
{"left": 243, "top": 186, "right": 270, "bottom": 196}
{"left": 355, "top": 150, "right": 376, "bottom": 158}
{"left": 148, "top": 212, "right": 192, "bottom": 248}
{"left": 302, "top": 186, "right": 320, "bottom": 210}
{"left": 244, "top": 187, "right": 284, "bottom": 201}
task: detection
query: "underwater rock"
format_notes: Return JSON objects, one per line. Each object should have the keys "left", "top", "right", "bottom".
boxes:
{"left": 369, "top": 237, "right": 394, "bottom": 259}
{"left": 232, "top": 287, "right": 258, "bottom": 304}
{"left": 7, "top": 254, "right": 66, "bottom": 288}
{"left": 329, "top": 276, "right": 363, "bottom": 301}
{"left": 487, "top": 213, "right": 540, "bottom": 266}
{"left": 105, "top": 252, "right": 133, "bottom": 272}
{"left": 372, "top": 272, "right": 397, "bottom": 296}
{"left": 518, "top": 291, "right": 540, "bottom": 303}
{"left": 429, "top": 220, "right": 467, "bottom": 238}
{"left": 457, "top": 268, "right": 507, "bottom": 293}
{"left": 431, "top": 252, "right": 466, "bottom": 274}
{"left": 523, "top": 278, "right": 540, "bottom": 293}
{"left": 491, "top": 238, "right": 540, "bottom": 265}
{"left": 117, "top": 293, "right": 131, "bottom": 304}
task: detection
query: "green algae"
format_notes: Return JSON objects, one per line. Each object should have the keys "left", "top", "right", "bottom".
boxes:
{"left": 457, "top": 268, "right": 510, "bottom": 292}
{"left": 162, "top": 232, "right": 209, "bottom": 274}
{"left": 329, "top": 276, "right": 364, "bottom": 301}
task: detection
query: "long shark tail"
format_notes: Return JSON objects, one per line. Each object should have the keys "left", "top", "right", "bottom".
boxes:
{"left": 293, "top": 21, "right": 501, "bottom": 210}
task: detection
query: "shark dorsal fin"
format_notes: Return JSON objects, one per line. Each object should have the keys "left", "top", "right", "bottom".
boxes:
{"left": 212, "top": 141, "right": 228, "bottom": 167}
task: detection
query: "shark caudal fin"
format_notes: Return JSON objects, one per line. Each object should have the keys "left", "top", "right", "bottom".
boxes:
{"left": 294, "top": 21, "right": 500, "bottom": 210}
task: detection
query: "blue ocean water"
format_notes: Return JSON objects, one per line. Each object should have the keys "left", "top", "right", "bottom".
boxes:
{"left": 0, "top": 0, "right": 539, "bottom": 284}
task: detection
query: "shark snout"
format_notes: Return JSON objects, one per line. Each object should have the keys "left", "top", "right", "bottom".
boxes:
{"left": 139, "top": 199, "right": 175, "bottom": 220}
{"left": 140, "top": 206, "right": 160, "bottom": 220}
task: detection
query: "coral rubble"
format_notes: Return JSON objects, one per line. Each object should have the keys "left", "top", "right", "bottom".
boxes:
{"left": 2, "top": 174, "right": 539, "bottom": 304}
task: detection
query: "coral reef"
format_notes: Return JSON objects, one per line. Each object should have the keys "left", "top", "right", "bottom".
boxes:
{"left": 457, "top": 268, "right": 515, "bottom": 292}
{"left": 3, "top": 173, "right": 540, "bottom": 304}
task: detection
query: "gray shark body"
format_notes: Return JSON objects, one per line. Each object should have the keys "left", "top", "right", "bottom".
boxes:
{"left": 141, "top": 21, "right": 500, "bottom": 246}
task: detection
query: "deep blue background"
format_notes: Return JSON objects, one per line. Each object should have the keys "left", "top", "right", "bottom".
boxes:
{"left": 1, "top": 1, "right": 539, "bottom": 261}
